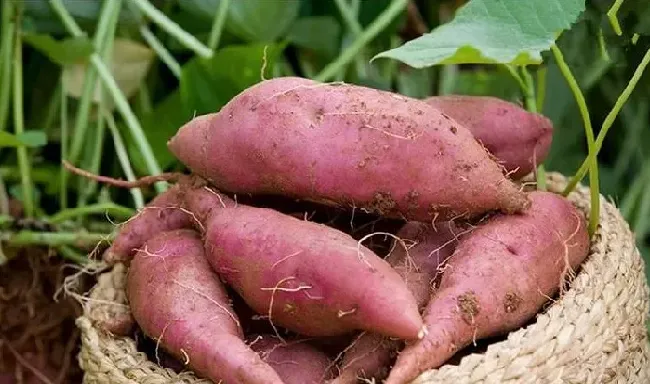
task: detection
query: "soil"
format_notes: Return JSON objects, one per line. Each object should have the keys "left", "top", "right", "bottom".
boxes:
{"left": 0, "top": 246, "right": 85, "bottom": 383}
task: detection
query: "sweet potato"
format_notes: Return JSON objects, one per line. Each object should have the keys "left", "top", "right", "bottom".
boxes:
{"left": 126, "top": 228, "right": 285, "bottom": 384}
{"left": 182, "top": 184, "right": 425, "bottom": 340}
{"left": 168, "top": 76, "right": 530, "bottom": 223}
{"left": 423, "top": 95, "right": 553, "bottom": 179}
{"left": 104, "top": 184, "right": 192, "bottom": 264}
{"left": 248, "top": 335, "right": 336, "bottom": 384}
{"left": 384, "top": 191, "right": 590, "bottom": 384}
{"left": 386, "top": 221, "right": 461, "bottom": 305}
{"left": 330, "top": 221, "right": 459, "bottom": 384}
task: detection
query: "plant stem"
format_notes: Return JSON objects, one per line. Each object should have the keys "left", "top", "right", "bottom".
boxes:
{"left": 48, "top": 202, "right": 135, "bottom": 224}
{"left": 64, "top": 0, "right": 121, "bottom": 168}
{"left": 50, "top": 0, "right": 166, "bottom": 193}
{"left": 563, "top": 48, "right": 650, "bottom": 195}
{"left": 315, "top": 0, "right": 408, "bottom": 82}
{"left": 78, "top": 106, "right": 107, "bottom": 207}
{"left": 48, "top": 0, "right": 85, "bottom": 36}
{"left": 503, "top": 64, "right": 527, "bottom": 94}
{"left": 93, "top": 55, "right": 166, "bottom": 192}
{"left": 438, "top": 65, "right": 457, "bottom": 95}
{"left": 59, "top": 79, "right": 68, "bottom": 209}
{"left": 598, "top": 28, "right": 610, "bottom": 61}
{"left": 519, "top": 65, "right": 547, "bottom": 191}
{"left": 520, "top": 66, "right": 537, "bottom": 113}
{"left": 333, "top": 0, "right": 368, "bottom": 79}
{"left": 606, "top": 0, "right": 625, "bottom": 36}
{"left": 350, "top": 0, "right": 360, "bottom": 15}
{"left": 129, "top": 0, "right": 212, "bottom": 58}
{"left": 1, "top": 231, "right": 112, "bottom": 248}
{"left": 12, "top": 8, "right": 34, "bottom": 219}
{"left": 42, "top": 81, "right": 61, "bottom": 135}
{"left": 535, "top": 66, "right": 547, "bottom": 113}
{"left": 140, "top": 24, "right": 181, "bottom": 78}
{"left": 104, "top": 111, "right": 145, "bottom": 209}
{"left": 207, "top": 0, "right": 230, "bottom": 50}
{"left": 0, "top": 0, "right": 15, "bottom": 134}
{"left": 381, "top": 35, "right": 402, "bottom": 80}
{"left": 550, "top": 44, "right": 599, "bottom": 235}
{"left": 334, "top": 0, "right": 363, "bottom": 35}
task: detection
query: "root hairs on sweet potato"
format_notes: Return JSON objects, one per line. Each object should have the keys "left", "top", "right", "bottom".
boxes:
{"left": 384, "top": 191, "right": 590, "bottom": 384}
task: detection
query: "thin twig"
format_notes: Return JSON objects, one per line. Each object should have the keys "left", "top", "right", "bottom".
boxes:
{"left": 62, "top": 160, "right": 182, "bottom": 189}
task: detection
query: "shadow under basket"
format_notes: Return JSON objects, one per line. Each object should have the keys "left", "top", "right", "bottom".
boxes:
{"left": 75, "top": 172, "right": 650, "bottom": 383}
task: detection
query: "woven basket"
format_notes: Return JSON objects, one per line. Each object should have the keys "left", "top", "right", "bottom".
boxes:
{"left": 76, "top": 173, "right": 650, "bottom": 383}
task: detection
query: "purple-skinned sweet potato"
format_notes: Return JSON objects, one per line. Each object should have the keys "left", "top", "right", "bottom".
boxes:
{"left": 167, "top": 76, "right": 530, "bottom": 223}
{"left": 330, "top": 221, "right": 460, "bottom": 384}
{"left": 385, "top": 191, "right": 590, "bottom": 384}
{"left": 248, "top": 335, "right": 336, "bottom": 384}
{"left": 182, "top": 184, "right": 425, "bottom": 340}
{"left": 424, "top": 95, "right": 553, "bottom": 179}
{"left": 126, "top": 228, "right": 285, "bottom": 384}
{"left": 104, "top": 184, "right": 193, "bottom": 264}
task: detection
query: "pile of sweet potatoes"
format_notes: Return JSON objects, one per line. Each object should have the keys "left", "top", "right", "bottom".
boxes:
{"left": 101, "top": 77, "right": 591, "bottom": 384}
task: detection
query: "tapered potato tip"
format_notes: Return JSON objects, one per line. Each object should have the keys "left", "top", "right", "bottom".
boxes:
{"left": 167, "top": 113, "right": 216, "bottom": 176}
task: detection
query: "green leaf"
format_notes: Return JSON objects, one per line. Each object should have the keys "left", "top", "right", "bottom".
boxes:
{"left": 179, "top": 0, "right": 299, "bottom": 42}
{"left": 0, "top": 131, "right": 47, "bottom": 148}
{"left": 373, "top": 0, "right": 586, "bottom": 68}
{"left": 226, "top": 0, "right": 300, "bottom": 42}
{"left": 22, "top": 34, "right": 93, "bottom": 66}
{"left": 62, "top": 38, "right": 155, "bottom": 106}
{"left": 287, "top": 16, "right": 341, "bottom": 57}
{"left": 180, "top": 43, "right": 286, "bottom": 116}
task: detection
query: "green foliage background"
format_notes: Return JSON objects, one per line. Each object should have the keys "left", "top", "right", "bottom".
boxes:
{"left": 0, "top": 0, "right": 648, "bottom": 284}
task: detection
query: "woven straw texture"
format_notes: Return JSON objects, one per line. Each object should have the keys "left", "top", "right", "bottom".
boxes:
{"left": 76, "top": 173, "right": 650, "bottom": 384}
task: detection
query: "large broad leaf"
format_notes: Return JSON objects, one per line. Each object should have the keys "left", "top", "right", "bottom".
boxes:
{"left": 22, "top": 34, "right": 93, "bottom": 66}
{"left": 179, "top": 0, "right": 299, "bottom": 42}
{"left": 62, "top": 38, "right": 154, "bottom": 106}
{"left": 180, "top": 43, "right": 286, "bottom": 116}
{"left": 373, "top": 0, "right": 586, "bottom": 67}
{"left": 0, "top": 131, "right": 47, "bottom": 148}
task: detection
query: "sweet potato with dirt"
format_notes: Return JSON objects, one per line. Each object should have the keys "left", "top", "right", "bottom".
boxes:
{"left": 167, "top": 76, "right": 530, "bottom": 222}
{"left": 330, "top": 221, "right": 460, "bottom": 384}
{"left": 248, "top": 335, "right": 336, "bottom": 384}
{"left": 104, "top": 184, "right": 192, "bottom": 264}
{"left": 183, "top": 184, "right": 425, "bottom": 340}
{"left": 126, "top": 228, "right": 285, "bottom": 384}
{"left": 384, "top": 191, "right": 590, "bottom": 384}
{"left": 424, "top": 95, "right": 553, "bottom": 179}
